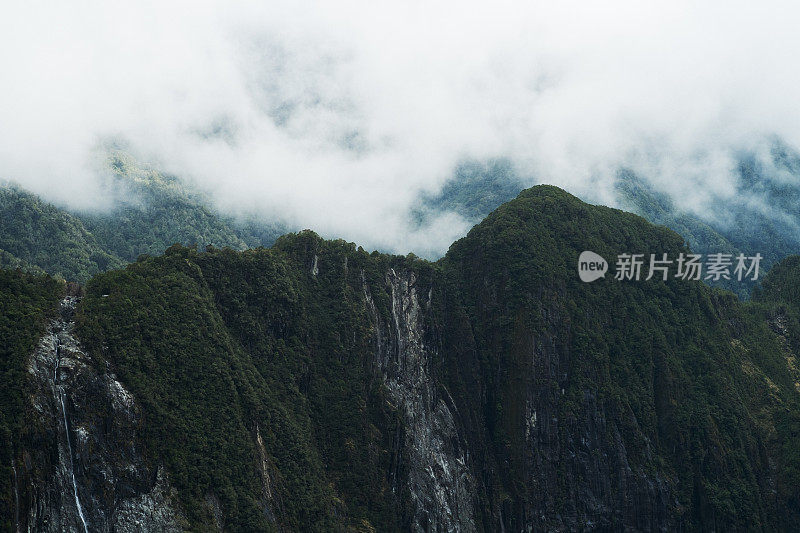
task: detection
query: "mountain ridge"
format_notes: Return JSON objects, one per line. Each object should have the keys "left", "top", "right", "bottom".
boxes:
{"left": 3, "top": 185, "right": 800, "bottom": 530}
{"left": 5, "top": 148, "right": 800, "bottom": 302}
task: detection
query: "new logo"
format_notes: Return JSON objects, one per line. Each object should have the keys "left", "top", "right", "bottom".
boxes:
{"left": 578, "top": 251, "right": 608, "bottom": 282}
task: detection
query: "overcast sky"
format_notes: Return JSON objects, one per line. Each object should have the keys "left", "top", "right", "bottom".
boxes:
{"left": 2, "top": 1, "right": 800, "bottom": 256}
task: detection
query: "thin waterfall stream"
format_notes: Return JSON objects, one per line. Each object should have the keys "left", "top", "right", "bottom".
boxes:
{"left": 54, "top": 311, "right": 90, "bottom": 533}
{"left": 11, "top": 457, "right": 19, "bottom": 533}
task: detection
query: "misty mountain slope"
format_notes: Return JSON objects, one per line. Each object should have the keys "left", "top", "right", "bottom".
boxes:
{"left": 616, "top": 144, "right": 800, "bottom": 297}
{"left": 0, "top": 153, "right": 287, "bottom": 283}
{"left": 414, "top": 159, "right": 526, "bottom": 225}
{"left": 4, "top": 185, "right": 800, "bottom": 531}
{"left": 78, "top": 152, "right": 286, "bottom": 262}
{"left": 6, "top": 144, "right": 800, "bottom": 298}
{"left": 416, "top": 150, "right": 800, "bottom": 299}
{"left": 614, "top": 171, "right": 749, "bottom": 296}
{"left": 0, "top": 186, "right": 126, "bottom": 281}
{"left": 727, "top": 146, "right": 800, "bottom": 263}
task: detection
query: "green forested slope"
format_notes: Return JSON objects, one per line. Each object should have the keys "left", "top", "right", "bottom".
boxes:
{"left": 0, "top": 186, "right": 125, "bottom": 281}
{"left": 75, "top": 240, "right": 416, "bottom": 531}
{"left": 3, "top": 185, "right": 800, "bottom": 530}
{"left": 0, "top": 270, "right": 63, "bottom": 531}
{"left": 0, "top": 153, "right": 285, "bottom": 283}
{"left": 58, "top": 186, "right": 800, "bottom": 530}
{"left": 78, "top": 153, "right": 263, "bottom": 262}
{"left": 440, "top": 186, "right": 800, "bottom": 529}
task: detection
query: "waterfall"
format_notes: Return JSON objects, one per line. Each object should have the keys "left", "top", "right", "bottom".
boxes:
{"left": 59, "top": 392, "right": 89, "bottom": 533}
{"left": 54, "top": 314, "right": 89, "bottom": 533}
{"left": 11, "top": 458, "right": 20, "bottom": 533}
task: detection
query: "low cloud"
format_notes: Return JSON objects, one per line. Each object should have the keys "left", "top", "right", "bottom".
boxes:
{"left": 2, "top": 1, "right": 800, "bottom": 255}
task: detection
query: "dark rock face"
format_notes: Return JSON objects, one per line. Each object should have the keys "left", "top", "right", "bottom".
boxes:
{"left": 364, "top": 268, "right": 476, "bottom": 532}
{"left": 497, "top": 304, "right": 677, "bottom": 532}
{"left": 516, "top": 378, "right": 675, "bottom": 532}
{"left": 8, "top": 189, "right": 800, "bottom": 531}
{"left": 18, "top": 296, "right": 185, "bottom": 532}
{"left": 357, "top": 263, "right": 681, "bottom": 532}
{"left": 365, "top": 270, "right": 680, "bottom": 533}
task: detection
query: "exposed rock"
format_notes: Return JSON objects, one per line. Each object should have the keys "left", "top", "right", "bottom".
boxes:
{"left": 360, "top": 268, "right": 681, "bottom": 531}
{"left": 204, "top": 493, "right": 224, "bottom": 532}
{"left": 112, "top": 468, "right": 185, "bottom": 533}
{"left": 510, "top": 299, "right": 677, "bottom": 531}
{"left": 364, "top": 268, "right": 477, "bottom": 532}
{"left": 18, "top": 296, "right": 186, "bottom": 532}
{"left": 254, "top": 424, "right": 286, "bottom": 528}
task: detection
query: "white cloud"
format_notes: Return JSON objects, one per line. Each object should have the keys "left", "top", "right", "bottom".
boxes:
{"left": 2, "top": 0, "right": 800, "bottom": 255}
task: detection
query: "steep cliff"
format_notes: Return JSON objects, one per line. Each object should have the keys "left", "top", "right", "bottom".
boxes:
{"left": 20, "top": 293, "right": 186, "bottom": 532}
{"left": 0, "top": 269, "right": 62, "bottom": 532}
{"left": 3, "top": 185, "right": 800, "bottom": 531}
{"left": 363, "top": 268, "right": 476, "bottom": 531}
{"left": 437, "top": 186, "right": 800, "bottom": 530}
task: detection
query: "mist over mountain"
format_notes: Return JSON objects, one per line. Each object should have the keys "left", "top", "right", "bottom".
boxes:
{"left": 0, "top": 152, "right": 285, "bottom": 282}
{"left": 4, "top": 1, "right": 800, "bottom": 256}
{"left": 3, "top": 186, "right": 800, "bottom": 531}
{"left": 5, "top": 141, "right": 800, "bottom": 299}
{"left": 5, "top": 3, "right": 800, "bottom": 531}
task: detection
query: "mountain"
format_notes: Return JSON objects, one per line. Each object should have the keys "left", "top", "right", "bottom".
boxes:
{"left": 419, "top": 147, "right": 800, "bottom": 299}
{"left": 0, "top": 269, "right": 63, "bottom": 532}
{"left": 0, "top": 152, "right": 286, "bottom": 283}
{"left": 414, "top": 158, "right": 526, "bottom": 225}
{"left": 0, "top": 186, "right": 126, "bottom": 281}
{"left": 615, "top": 159, "right": 800, "bottom": 299}
{"left": 5, "top": 146, "right": 800, "bottom": 302}
{"left": 3, "top": 185, "right": 799, "bottom": 531}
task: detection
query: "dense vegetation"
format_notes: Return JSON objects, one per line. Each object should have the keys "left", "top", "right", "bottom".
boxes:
{"left": 3, "top": 184, "right": 800, "bottom": 530}
{"left": 0, "top": 152, "right": 285, "bottom": 283}
{"left": 440, "top": 186, "right": 800, "bottom": 529}
{"left": 67, "top": 187, "right": 800, "bottom": 529}
{"left": 0, "top": 186, "right": 125, "bottom": 281}
{"left": 0, "top": 270, "right": 63, "bottom": 531}
{"left": 75, "top": 239, "right": 422, "bottom": 531}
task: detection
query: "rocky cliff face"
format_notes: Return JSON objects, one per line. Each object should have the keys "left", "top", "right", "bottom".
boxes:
{"left": 16, "top": 295, "right": 185, "bottom": 532}
{"left": 499, "top": 294, "right": 676, "bottom": 531}
{"left": 6, "top": 185, "right": 799, "bottom": 532}
{"left": 366, "top": 264, "right": 679, "bottom": 532}
{"left": 364, "top": 268, "right": 476, "bottom": 532}
{"left": 6, "top": 268, "right": 733, "bottom": 532}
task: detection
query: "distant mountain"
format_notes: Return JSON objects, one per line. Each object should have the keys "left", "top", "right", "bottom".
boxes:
{"left": 5, "top": 146, "right": 800, "bottom": 297}
{"left": 0, "top": 152, "right": 286, "bottom": 282}
{"left": 0, "top": 186, "right": 126, "bottom": 281}
{"left": 615, "top": 142, "right": 800, "bottom": 298}
{"left": 415, "top": 158, "right": 525, "bottom": 224}
{"left": 418, "top": 148, "right": 800, "bottom": 298}
{"left": 3, "top": 186, "right": 799, "bottom": 531}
